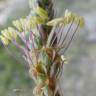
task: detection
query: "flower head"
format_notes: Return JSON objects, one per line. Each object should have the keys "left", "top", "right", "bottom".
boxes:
{"left": 0, "top": 27, "right": 17, "bottom": 45}
{"left": 0, "top": 35, "right": 9, "bottom": 45}
{"left": 47, "top": 9, "right": 84, "bottom": 27}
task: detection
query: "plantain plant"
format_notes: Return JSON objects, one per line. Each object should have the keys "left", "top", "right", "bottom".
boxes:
{"left": 0, "top": 0, "right": 84, "bottom": 96}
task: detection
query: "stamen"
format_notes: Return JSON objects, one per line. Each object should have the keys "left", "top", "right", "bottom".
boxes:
{"left": 50, "top": 26, "right": 60, "bottom": 46}
{"left": 62, "top": 20, "right": 80, "bottom": 55}
{"left": 59, "top": 18, "right": 74, "bottom": 47}
{"left": 57, "top": 25, "right": 65, "bottom": 45}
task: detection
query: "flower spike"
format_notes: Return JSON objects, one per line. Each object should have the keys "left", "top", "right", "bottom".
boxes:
{"left": 0, "top": 0, "right": 84, "bottom": 96}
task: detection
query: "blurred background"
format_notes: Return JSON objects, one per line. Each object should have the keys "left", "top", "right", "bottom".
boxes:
{"left": 0, "top": 0, "right": 96, "bottom": 96}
